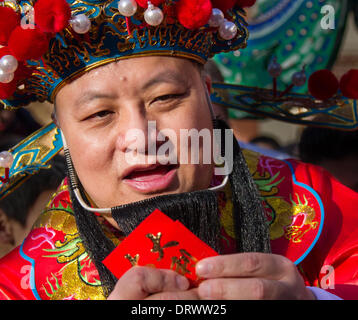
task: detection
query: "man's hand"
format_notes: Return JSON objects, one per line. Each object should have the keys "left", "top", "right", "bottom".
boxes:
{"left": 107, "top": 266, "right": 199, "bottom": 300}
{"left": 195, "top": 253, "right": 315, "bottom": 300}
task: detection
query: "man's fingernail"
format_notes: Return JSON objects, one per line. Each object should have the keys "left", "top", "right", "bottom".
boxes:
{"left": 196, "top": 261, "right": 213, "bottom": 276}
{"left": 176, "top": 275, "right": 189, "bottom": 290}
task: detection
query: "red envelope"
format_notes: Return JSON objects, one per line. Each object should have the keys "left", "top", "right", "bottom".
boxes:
{"left": 103, "top": 209, "right": 218, "bottom": 287}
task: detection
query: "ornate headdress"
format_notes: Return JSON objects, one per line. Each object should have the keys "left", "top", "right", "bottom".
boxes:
{"left": 0, "top": 0, "right": 252, "bottom": 108}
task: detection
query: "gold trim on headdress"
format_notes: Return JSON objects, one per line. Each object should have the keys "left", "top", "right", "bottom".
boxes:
{"left": 50, "top": 50, "right": 206, "bottom": 102}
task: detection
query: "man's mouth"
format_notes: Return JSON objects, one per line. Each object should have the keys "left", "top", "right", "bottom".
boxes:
{"left": 122, "top": 164, "right": 178, "bottom": 193}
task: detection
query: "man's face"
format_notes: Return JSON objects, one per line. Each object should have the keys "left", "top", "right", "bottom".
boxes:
{"left": 55, "top": 57, "right": 215, "bottom": 208}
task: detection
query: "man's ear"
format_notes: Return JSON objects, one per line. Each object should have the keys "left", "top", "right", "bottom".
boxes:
{"left": 51, "top": 100, "right": 61, "bottom": 128}
{"left": 51, "top": 112, "right": 60, "bottom": 128}
{"left": 0, "top": 210, "right": 14, "bottom": 245}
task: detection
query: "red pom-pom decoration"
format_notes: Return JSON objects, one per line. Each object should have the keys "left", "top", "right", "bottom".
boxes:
{"left": 339, "top": 69, "right": 358, "bottom": 99}
{"left": 308, "top": 69, "right": 339, "bottom": 101}
{"left": 236, "top": 0, "right": 256, "bottom": 8}
{"left": 211, "top": 0, "right": 236, "bottom": 13}
{"left": 176, "top": 0, "right": 212, "bottom": 30}
{"left": 34, "top": 0, "right": 71, "bottom": 33}
{"left": 136, "top": 0, "right": 166, "bottom": 8}
{"left": 8, "top": 27, "right": 49, "bottom": 61}
{"left": 0, "top": 7, "right": 20, "bottom": 46}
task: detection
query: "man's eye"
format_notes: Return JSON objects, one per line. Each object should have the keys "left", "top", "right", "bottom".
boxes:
{"left": 85, "top": 110, "right": 114, "bottom": 120}
{"left": 152, "top": 93, "right": 184, "bottom": 103}
{"left": 96, "top": 110, "right": 113, "bottom": 118}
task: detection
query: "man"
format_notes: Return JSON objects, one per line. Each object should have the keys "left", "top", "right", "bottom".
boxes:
{"left": 0, "top": 0, "right": 357, "bottom": 300}
{"left": 54, "top": 55, "right": 313, "bottom": 300}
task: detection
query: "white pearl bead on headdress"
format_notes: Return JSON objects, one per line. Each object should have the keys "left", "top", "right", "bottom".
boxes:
{"left": 209, "top": 8, "right": 238, "bottom": 41}
{"left": 209, "top": 8, "right": 225, "bottom": 28}
{"left": 292, "top": 68, "right": 307, "bottom": 87}
{"left": 0, "top": 69, "right": 15, "bottom": 84}
{"left": 0, "top": 152, "right": 14, "bottom": 169}
{"left": 70, "top": 14, "right": 91, "bottom": 34}
{"left": 0, "top": 55, "right": 18, "bottom": 74}
{"left": 0, "top": 55, "right": 18, "bottom": 84}
{"left": 118, "top": 0, "right": 138, "bottom": 17}
{"left": 268, "top": 58, "right": 282, "bottom": 78}
{"left": 144, "top": 1, "right": 164, "bottom": 26}
{"left": 219, "top": 19, "right": 238, "bottom": 41}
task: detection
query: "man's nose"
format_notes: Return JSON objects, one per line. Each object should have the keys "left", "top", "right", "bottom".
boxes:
{"left": 115, "top": 107, "right": 158, "bottom": 155}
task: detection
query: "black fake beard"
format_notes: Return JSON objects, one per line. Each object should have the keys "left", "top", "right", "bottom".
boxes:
{"left": 66, "top": 119, "right": 271, "bottom": 296}
{"left": 111, "top": 189, "right": 221, "bottom": 252}
{"left": 69, "top": 172, "right": 220, "bottom": 296}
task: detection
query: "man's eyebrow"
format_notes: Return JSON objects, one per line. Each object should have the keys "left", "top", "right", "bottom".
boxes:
{"left": 141, "top": 71, "right": 187, "bottom": 90}
{"left": 75, "top": 91, "right": 118, "bottom": 107}
{"left": 75, "top": 71, "right": 186, "bottom": 106}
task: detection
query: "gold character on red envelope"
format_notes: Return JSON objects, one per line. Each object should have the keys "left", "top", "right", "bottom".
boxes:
{"left": 146, "top": 232, "right": 179, "bottom": 261}
{"left": 171, "top": 249, "right": 198, "bottom": 276}
{"left": 124, "top": 254, "right": 139, "bottom": 267}
{"left": 103, "top": 210, "right": 219, "bottom": 287}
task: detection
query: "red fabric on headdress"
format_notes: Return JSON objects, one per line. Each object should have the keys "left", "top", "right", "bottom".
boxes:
{"left": 339, "top": 69, "right": 358, "bottom": 99}
{"left": 0, "top": 47, "right": 11, "bottom": 58}
{"left": 211, "top": 0, "right": 236, "bottom": 12}
{"left": 8, "top": 27, "right": 49, "bottom": 61}
{"left": 0, "top": 81, "right": 17, "bottom": 100}
{"left": 0, "top": 7, "right": 20, "bottom": 46}
{"left": 136, "top": 0, "right": 166, "bottom": 8}
{"left": 236, "top": 0, "right": 256, "bottom": 8}
{"left": 176, "top": 0, "right": 212, "bottom": 30}
{"left": 15, "top": 63, "right": 33, "bottom": 81}
{"left": 34, "top": 0, "right": 71, "bottom": 33}
{"left": 308, "top": 69, "right": 339, "bottom": 101}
